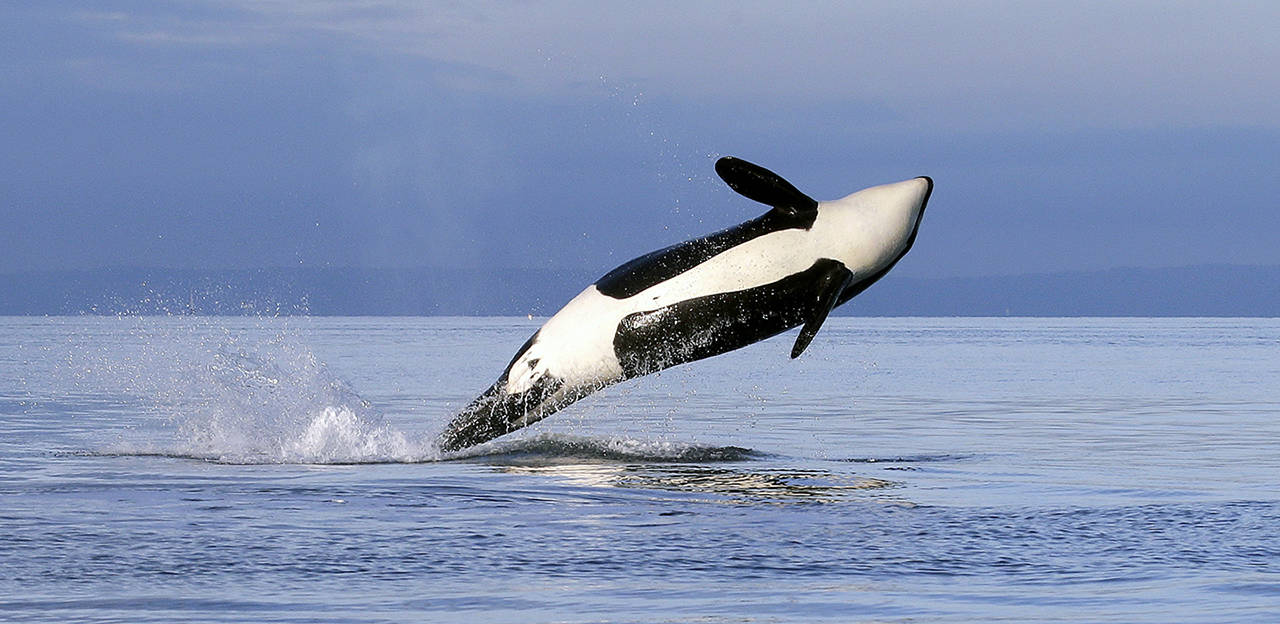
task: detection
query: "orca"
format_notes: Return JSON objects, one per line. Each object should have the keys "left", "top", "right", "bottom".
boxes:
{"left": 438, "top": 157, "right": 932, "bottom": 452}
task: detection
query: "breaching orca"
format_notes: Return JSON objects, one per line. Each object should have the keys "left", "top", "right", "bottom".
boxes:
{"left": 438, "top": 157, "right": 932, "bottom": 451}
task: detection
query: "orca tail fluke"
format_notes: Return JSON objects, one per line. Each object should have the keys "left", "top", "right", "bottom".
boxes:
{"left": 437, "top": 382, "right": 513, "bottom": 452}
{"left": 438, "top": 374, "right": 587, "bottom": 453}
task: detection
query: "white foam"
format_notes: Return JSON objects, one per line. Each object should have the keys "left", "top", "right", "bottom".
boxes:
{"left": 281, "top": 405, "right": 418, "bottom": 464}
{"left": 71, "top": 318, "right": 749, "bottom": 466}
{"left": 179, "top": 340, "right": 442, "bottom": 464}
{"left": 68, "top": 318, "right": 442, "bottom": 464}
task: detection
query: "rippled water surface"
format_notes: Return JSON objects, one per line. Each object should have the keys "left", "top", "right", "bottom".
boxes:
{"left": 2, "top": 316, "right": 1279, "bottom": 622}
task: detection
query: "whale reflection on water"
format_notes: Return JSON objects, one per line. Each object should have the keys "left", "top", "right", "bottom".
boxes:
{"left": 495, "top": 464, "right": 903, "bottom": 504}
{"left": 454, "top": 436, "right": 906, "bottom": 504}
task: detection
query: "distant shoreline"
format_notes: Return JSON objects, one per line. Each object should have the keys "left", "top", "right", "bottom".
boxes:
{"left": 2, "top": 264, "right": 1277, "bottom": 317}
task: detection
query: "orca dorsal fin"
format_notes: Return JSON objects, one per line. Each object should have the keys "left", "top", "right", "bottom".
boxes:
{"left": 791, "top": 259, "right": 854, "bottom": 359}
{"left": 715, "top": 156, "right": 819, "bottom": 217}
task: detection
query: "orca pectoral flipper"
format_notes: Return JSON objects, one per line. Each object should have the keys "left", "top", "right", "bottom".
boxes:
{"left": 791, "top": 259, "right": 853, "bottom": 359}
{"left": 715, "top": 156, "right": 819, "bottom": 217}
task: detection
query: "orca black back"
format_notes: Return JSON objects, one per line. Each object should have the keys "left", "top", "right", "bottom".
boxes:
{"left": 595, "top": 157, "right": 821, "bottom": 299}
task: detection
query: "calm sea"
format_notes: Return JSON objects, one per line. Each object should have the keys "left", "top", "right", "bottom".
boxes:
{"left": 2, "top": 316, "right": 1278, "bottom": 623}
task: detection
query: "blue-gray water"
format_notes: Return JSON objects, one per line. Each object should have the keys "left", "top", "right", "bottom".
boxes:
{"left": 3, "top": 316, "right": 1278, "bottom": 623}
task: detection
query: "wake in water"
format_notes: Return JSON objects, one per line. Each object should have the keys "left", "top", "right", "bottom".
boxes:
{"left": 453, "top": 434, "right": 760, "bottom": 465}
{"left": 71, "top": 324, "right": 435, "bottom": 465}
{"left": 78, "top": 318, "right": 757, "bottom": 466}
{"left": 192, "top": 341, "right": 415, "bottom": 463}
{"left": 103, "top": 434, "right": 761, "bottom": 466}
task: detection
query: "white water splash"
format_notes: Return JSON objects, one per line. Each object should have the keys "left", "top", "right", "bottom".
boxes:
{"left": 173, "top": 333, "right": 436, "bottom": 464}
{"left": 65, "top": 317, "right": 756, "bottom": 466}
{"left": 63, "top": 318, "right": 440, "bottom": 464}
{"left": 283, "top": 405, "right": 417, "bottom": 464}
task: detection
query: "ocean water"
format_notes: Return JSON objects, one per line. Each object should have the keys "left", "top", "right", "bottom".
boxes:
{"left": 2, "top": 316, "right": 1278, "bottom": 623}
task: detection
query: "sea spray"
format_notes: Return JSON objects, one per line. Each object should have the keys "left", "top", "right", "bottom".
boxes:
{"left": 54, "top": 316, "right": 762, "bottom": 465}
{"left": 175, "top": 338, "right": 429, "bottom": 463}
{"left": 59, "top": 316, "right": 437, "bottom": 464}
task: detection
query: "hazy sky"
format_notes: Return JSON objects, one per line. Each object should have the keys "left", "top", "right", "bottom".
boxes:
{"left": 4, "top": 1, "right": 1279, "bottom": 278}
